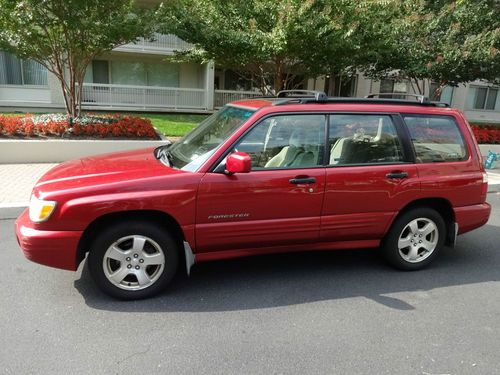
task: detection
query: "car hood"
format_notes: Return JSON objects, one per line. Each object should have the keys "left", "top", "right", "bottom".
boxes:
{"left": 34, "top": 147, "right": 183, "bottom": 195}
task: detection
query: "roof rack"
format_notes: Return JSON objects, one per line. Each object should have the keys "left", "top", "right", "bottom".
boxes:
{"left": 276, "top": 90, "right": 328, "bottom": 102}
{"left": 276, "top": 90, "right": 327, "bottom": 98}
{"left": 266, "top": 91, "right": 449, "bottom": 108}
{"left": 365, "top": 93, "right": 430, "bottom": 104}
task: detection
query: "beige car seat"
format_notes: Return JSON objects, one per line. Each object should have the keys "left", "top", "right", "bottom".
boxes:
{"left": 329, "top": 137, "right": 347, "bottom": 164}
{"left": 265, "top": 128, "right": 319, "bottom": 168}
{"left": 265, "top": 129, "right": 305, "bottom": 168}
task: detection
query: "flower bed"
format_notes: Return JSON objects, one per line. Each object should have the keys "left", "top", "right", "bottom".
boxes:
{"left": 471, "top": 124, "right": 500, "bottom": 144}
{"left": 0, "top": 113, "right": 159, "bottom": 140}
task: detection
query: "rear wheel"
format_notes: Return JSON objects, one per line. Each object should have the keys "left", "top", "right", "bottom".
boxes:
{"left": 382, "top": 207, "right": 446, "bottom": 270}
{"left": 88, "top": 221, "right": 179, "bottom": 300}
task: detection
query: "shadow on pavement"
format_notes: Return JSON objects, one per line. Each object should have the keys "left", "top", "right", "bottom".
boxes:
{"left": 74, "top": 223, "right": 500, "bottom": 313}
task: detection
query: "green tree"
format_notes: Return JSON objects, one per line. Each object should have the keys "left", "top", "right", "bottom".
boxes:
{"left": 159, "top": 0, "right": 396, "bottom": 94}
{"left": 0, "top": 0, "right": 157, "bottom": 117}
{"left": 362, "top": 0, "right": 500, "bottom": 98}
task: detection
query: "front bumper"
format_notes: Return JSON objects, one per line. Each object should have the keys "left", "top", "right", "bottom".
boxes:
{"left": 15, "top": 209, "right": 82, "bottom": 271}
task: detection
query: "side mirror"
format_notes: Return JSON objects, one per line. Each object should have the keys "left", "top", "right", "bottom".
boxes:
{"left": 225, "top": 152, "right": 252, "bottom": 174}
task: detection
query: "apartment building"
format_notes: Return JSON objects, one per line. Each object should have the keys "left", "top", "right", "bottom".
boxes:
{"left": 0, "top": 34, "right": 258, "bottom": 114}
{"left": 1, "top": 34, "right": 499, "bottom": 123}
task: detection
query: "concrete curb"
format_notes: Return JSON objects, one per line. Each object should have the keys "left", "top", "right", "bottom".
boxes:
{"left": 0, "top": 204, "right": 27, "bottom": 220}
{"left": 0, "top": 138, "right": 168, "bottom": 164}
{"left": 489, "top": 185, "right": 500, "bottom": 193}
{"left": 479, "top": 144, "right": 500, "bottom": 155}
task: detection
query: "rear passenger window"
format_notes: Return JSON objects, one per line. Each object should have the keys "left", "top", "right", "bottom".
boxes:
{"left": 403, "top": 115, "right": 467, "bottom": 163}
{"left": 329, "top": 114, "right": 404, "bottom": 165}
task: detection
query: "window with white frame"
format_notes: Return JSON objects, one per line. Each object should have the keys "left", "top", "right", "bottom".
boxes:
{"left": 0, "top": 51, "right": 48, "bottom": 86}
{"left": 83, "top": 60, "right": 181, "bottom": 88}
{"left": 472, "top": 86, "right": 499, "bottom": 110}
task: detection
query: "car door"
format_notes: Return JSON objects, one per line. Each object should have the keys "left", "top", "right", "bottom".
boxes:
{"left": 321, "top": 113, "right": 420, "bottom": 243}
{"left": 196, "top": 113, "right": 328, "bottom": 253}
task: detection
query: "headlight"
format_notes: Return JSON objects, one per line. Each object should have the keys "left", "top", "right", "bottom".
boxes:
{"left": 29, "top": 195, "right": 57, "bottom": 223}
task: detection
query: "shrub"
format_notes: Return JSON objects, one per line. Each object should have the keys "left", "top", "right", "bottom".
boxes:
{"left": 1, "top": 116, "right": 19, "bottom": 135}
{"left": 0, "top": 113, "right": 158, "bottom": 140}
{"left": 470, "top": 124, "right": 500, "bottom": 144}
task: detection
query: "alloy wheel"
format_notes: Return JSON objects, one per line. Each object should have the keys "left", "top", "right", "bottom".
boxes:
{"left": 102, "top": 235, "right": 165, "bottom": 291}
{"left": 397, "top": 217, "right": 439, "bottom": 263}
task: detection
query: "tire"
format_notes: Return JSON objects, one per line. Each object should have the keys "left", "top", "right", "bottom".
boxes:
{"left": 382, "top": 207, "right": 446, "bottom": 270}
{"left": 88, "top": 220, "right": 179, "bottom": 300}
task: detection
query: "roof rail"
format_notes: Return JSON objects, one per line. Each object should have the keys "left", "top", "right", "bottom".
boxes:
{"left": 271, "top": 96, "right": 450, "bottom": 107}
{"left": 365, "top": 93, "right": 430, "bottom": 104}
{"left": 277, "top": 90, "right": 328, "bottom": 102}
{"left": 253, "top": 91, "right": 450, "bottom": 107}
{"left": 276, "top": 90, "right": 328, "bottom": 103}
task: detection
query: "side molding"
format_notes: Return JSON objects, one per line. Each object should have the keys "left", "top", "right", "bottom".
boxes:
{"left": 183, "top": 241, "right": 196, "bottom": 276}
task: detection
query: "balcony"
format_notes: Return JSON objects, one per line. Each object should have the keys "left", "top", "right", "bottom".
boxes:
{"left": 214, "top": 89, "right": 260, "bottom": 108}
{"left": 81, "top": 83, "right": 206, "bottom": 110}
{"left": 80, "top": 84, "right": 262, "bottom": 111}
{"left": 113, "top": 33, "right": 193, "bottom": 55}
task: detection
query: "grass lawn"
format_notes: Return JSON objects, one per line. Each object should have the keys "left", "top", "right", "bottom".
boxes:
{"left": 1, "top": 111, "right": 209, "bottom": 137}
{"left": 139, "top": 113, "right": 209, "bottom": 137}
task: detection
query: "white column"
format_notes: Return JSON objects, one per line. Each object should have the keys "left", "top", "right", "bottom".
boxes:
{"left": 205, "top": 60, "right": 215, "bottom": 110}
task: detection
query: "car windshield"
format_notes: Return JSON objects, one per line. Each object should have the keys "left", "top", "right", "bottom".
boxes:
{"left": 161, "top": 105, "right": 254, "bottom": 171}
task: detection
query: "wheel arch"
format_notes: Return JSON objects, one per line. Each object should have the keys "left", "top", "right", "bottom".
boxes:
{"left": 389, "top": 198, "right": 456, "bottom": 246}
{"left": 76, "top": 210, "right": 186, "bottom": 269}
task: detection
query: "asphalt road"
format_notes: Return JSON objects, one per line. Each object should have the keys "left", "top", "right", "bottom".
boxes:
{"left": 1, "top": 194, "right": 500, "bottom": 375}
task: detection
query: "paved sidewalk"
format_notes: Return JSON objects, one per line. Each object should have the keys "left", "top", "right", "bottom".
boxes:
{"left": 0, "top": 163, "right": 57, "bottom": 219}
{"left": 489, "top": 171, "right": 500, "bottom": 192}
{"left": 0, "top": 162, "right": 499, "bottom": 219}
{"left": 0, "top": 163, "right": 57, "bottom": 206}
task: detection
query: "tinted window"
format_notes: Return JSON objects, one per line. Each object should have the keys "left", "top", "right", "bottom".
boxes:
{"left": 329, "top": 114, "right": 404, "bottom": 165}
{"left": 233, "top": 114, "right": 326, "bottom": 169}
{"left": 403, "top": 115, "right": 467, "bottom": 163}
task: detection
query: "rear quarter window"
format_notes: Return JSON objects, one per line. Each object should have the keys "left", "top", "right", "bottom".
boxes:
{"left": 403, "top": 115, "right": 467, "bottom": 163}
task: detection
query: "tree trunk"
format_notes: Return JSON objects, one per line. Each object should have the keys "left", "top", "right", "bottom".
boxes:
{"left": 48, "top": 62, "right": 71, "bottom": 117}
{"left": 77, "top": 78, "right": 84, "bottom": 117}
{"left": 432, "top": 81, "right": 445, "bottom": 100}
{"left": 274, "top": 60, "right": 284, "bottom": 94}
{"left": 65, "top": 54, "right": 79, "bottom": 119}
{"left": 411, "top": 78, "right": 424, "bottom": 95}
{"left": 57, "top": 79, "right": 71, "bottom": 116}
{"left": 255, "top": 64, "right": 270, "bottom": 95}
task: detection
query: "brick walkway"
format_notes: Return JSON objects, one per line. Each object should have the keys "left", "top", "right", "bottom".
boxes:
{"left": 0, "top": 164, "right": 57, "bottom": 206}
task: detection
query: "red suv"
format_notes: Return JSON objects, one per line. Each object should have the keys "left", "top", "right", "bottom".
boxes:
{"left": 15, "top": 91, "right": 491, "bottom": 299}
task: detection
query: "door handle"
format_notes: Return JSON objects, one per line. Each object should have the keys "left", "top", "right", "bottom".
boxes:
{"left": 386, "top": 171, "right": 408, "bottom": 179}
{"left": 289, "top": 176, "right": 316, "bottom": 184}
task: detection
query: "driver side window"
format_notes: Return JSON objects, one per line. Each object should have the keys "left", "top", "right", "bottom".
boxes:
{"left": 329, "top": 114, "right": 403, "bottom": 165}
{"left": 233, "top": 114, "right": 326, "bottom": 169}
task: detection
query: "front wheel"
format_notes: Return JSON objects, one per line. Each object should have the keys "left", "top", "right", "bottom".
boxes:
{"left": 88, "top": 221, "right": 179, "bottom": 300}
{"left": 382, "top": 207, "right": 446, "bottom": 270}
